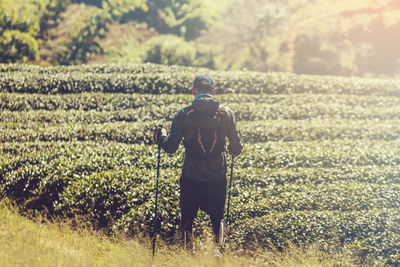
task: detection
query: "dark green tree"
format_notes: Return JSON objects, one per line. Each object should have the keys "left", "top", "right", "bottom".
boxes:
{"left": 38, "top": 0, "right": 71, "bottom": 40}
{"left": 52, "top": 0, "right": 147, "bottom": 65}
{"left": 138, "top": 34, "right": 215, "bottom": 68}
{"left": 0, "top": 2, "right": 39, "bottom": 63}
{"left": 125, "top": 0, "right": 225, "bottom": 40}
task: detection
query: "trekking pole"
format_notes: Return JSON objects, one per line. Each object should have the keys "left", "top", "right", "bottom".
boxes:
{"left": 226, "top": 156, "right": 235, "bottom": 226}
{"left": 152, "top": 143, "right": 161, "bottom": 257}
{"left": 219, "top": 156, "right": 235, "bottom": 248}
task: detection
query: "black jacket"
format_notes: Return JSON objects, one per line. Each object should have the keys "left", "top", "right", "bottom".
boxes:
{"left": 160, "top": 95, "right": 242, "bottom": 182}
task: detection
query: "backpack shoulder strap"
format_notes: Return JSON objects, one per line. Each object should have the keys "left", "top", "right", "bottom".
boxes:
{"left": 186, "top": 107, "right": 195, "bottom": 115}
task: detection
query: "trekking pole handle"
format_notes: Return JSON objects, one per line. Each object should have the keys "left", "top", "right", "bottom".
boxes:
{"left": 153, "top": 125, "right": 164, "bottom": 144}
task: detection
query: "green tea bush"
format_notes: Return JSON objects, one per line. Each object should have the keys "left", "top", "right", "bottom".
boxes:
{"left": 1, "top": 63, "right": 400, "bottom": 96}
{"left": 2, "top": 92, "right": 400, "bottom": 119}
{"left": 1, "top": 64, "right": 400, "bottom": 264}
{"left": 1, "top": 119, "right": 400, "bottom": 143}
{"left": 229, "top": 209, "right": 400, "bottom": 264}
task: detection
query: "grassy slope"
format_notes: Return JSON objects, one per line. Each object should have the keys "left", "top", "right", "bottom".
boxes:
{"left": 0, "top": 202, "right": 354, "bottom": 267}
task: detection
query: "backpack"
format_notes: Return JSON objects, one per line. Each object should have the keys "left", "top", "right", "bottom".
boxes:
{"left": 183, "top": 105, "right": 227, "bottom": 159}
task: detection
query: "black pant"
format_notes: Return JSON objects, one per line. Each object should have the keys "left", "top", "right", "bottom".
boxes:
{"left": 180, "top": 177, "right": 227, "bottom": 241}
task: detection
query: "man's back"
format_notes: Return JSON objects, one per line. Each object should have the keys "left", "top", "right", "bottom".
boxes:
{"left": 160, "top": 94, "right": 241, "bottom": 181}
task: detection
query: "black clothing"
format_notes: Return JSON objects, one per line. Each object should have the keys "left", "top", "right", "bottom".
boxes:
{"left": 159, "top": 94, "right": 242, "bottom": 242}
{"left": 180, "top": 177, "right": 227, "bottom": 238}
{"left": 160, "top": 95, "right": 242, "bottom": 182}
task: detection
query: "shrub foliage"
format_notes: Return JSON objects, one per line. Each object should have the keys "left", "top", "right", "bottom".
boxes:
{"left": 1, "top": 63, "right": 400, "bottom": 96}
{"left": 1, "top": 64, "right": 399, "bottom": 265}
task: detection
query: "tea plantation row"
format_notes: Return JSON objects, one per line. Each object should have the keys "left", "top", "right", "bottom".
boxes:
{"left": 3, "top": 144, "right": 400, "bottom": 212}
{"left": 2, "top": 93, "right": 399, "bottom": 121}
{"left": 1, "top": 119, "right": 400, "bottom": 143}
{"left": 1, "top": 63, "right": 400, "bottom": 96}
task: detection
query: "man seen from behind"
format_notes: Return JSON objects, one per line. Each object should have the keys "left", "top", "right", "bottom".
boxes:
{"left": 153, "top": 74, "right": 242, "bottom": 255}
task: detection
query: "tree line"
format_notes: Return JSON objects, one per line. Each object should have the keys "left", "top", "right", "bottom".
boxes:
{"left": 1, "top": 0, "right": 400, "bottom": 76}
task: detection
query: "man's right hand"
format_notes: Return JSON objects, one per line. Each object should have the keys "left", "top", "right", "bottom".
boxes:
{"left": 153, "top": 126, "right": 167, "bottom": 144}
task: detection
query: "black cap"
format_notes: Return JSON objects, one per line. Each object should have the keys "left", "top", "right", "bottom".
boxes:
{"left": 193, "top": 74, "right": 215, "bottom": 91}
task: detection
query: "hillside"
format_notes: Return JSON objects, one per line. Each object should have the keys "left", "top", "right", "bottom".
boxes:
{"left": 0, "top": 63, "right": 399, "bottom": 265}
{"left": 2, "top": 0, "right": 400, "bottom": 76}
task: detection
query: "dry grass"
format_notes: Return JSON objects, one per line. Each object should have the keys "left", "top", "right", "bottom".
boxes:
{"left": 0, "top": 201, "right": 356, "bottom": 267}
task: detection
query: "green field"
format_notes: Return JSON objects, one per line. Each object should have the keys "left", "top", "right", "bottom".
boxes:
{"left": 1, "top": 63, "right": 399, "bottom": 265}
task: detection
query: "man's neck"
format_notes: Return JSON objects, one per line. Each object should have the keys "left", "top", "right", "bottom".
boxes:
{"left": 194, "top": 93, "right": 213, "bottom": 100}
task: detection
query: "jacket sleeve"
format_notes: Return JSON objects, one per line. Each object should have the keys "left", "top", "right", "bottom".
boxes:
{"left": 159, "top": 111, "right": 184, "bottom": 154}
{"left": 225, "top": 108, "right": 242, "bottom": 156}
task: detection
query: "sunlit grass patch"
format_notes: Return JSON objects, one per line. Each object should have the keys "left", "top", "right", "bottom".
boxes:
{"left": 0, "top": 200, "right": 358, "bottom": 267}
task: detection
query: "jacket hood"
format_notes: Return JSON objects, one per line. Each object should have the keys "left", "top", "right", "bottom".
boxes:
{"left": 191, "top": 96, "right": 219, "bottom": 116}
